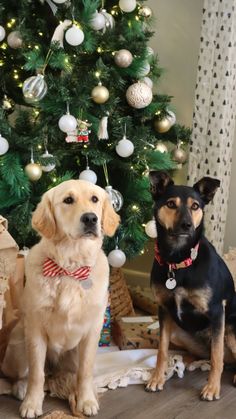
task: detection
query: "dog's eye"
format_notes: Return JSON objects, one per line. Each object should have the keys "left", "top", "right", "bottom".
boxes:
{"left": 166, "top": 200, "right": 177, "bottom": 209}
{"left": 191, "top": 202, "right": 200, "bottom": 211}
{"left": 91, "top": 195, "right": 98, "bottom": 203}
{"left": 63, "top": 196, "right": 74, "bottom": 204}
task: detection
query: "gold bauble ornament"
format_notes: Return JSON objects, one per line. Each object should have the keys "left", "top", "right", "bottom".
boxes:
{"left": 171, "top": 145, "right": 187, "bottom": 164}
{"left": 154, "top": 116, "right": 172, "bottom": 133}
{"left": 155, "top": 142, "right": 168, "bottom": 153}
{"left": 138, "top": 5, "right": 153, "bottom": 18}
{"left": 25, "top": 162, "right": 43, "bottom": 181}
{"left": 91, "top": 82, "right": 109, "bottom": 104}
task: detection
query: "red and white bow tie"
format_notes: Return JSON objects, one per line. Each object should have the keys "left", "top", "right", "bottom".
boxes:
{"left": 43, "top": 258, "right": 91, "bottom": 281}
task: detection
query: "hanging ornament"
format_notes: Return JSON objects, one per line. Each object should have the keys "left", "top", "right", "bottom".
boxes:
{"left": 1, "top": 95, "right": 15, "bottom": 114}
{"left": 0, "top": 26, "right": 6, "bottom": 42}
{"left": 0, "top": 134, "right": 9, "bottom": 155}
{"left": 146, "top": 46, "right": 154, "bottom": 57}
{"left": 25, "top": 149, "right": 42, "bottom": 181}
{"left": 114, "top": 49, "right": 133, "bottom": 68}
{"left": 138, "top": 61, "right": 151, "bottom": 77}
{"left": 167, "top": 110, "right": 176, "bottom": 126}
{"left": 105, "top": 185, "right": 123, "bottom": 212}
{"left": 145, "top": 219, "right": 157, "bottom": 238}
{"left": 100, "top": 9, "right": 115, "bottom": 32}
{"left": 40, "top": 150, "right": 56, "bottom": 172}
{"left": 91, "top": 82, "right": 109, "bottom": 104}
{"left": 108, "top": 247, "right": 126, "bottom": 268}
{"left": 79, "top": 166, "right": 97, "bottom": 184}
{"left": 65, "top": 24, "right": 84, "bottom": 46}
{"left": 77, "top": 119, "right": 92, "bottom": 143}
{"left": 141, "top": 77, "right": 153, "bottom": 89}
{"left": 119, "top": 0, "right": 137, "bottom": 13}
{"left": 52, "top": 0, "right": 67, "bottom": 3}
{"left": 155, "top": 142, "right": 168, "bottom": 153}
{"left": 51, "top": 19, "right": 72, "bottom": 48}
{"left": 171, "top": 143, "right": 187, "bottom": 164}
{"left": 116, "top": 136, "right": 134, "bottom": 158}
{"left": 98, "top": 113, "right": 109, "bottom": 140}
{"left": 59, "top": 113, "right": 77, "bottom": 133}
{"left": 7, "top": 31, "right": 23, "bottom": 49}
{"left": 138, "top": 5, "right": 153, "bottom": 18}
{"left": 154, "top": 115, "right": 172, "bottom": 133}
{"left": 126, "top": 81, "right": 153, "bottom": 109}
{"left": 22, "top": 74, "right": 48, "bottom": 103}
{"left": 111, "top": 5, "right": 120, "bottom": 16}
{"left": 90, "top": 10, "right": 106, "bottom": 31}
{"left": 65, "top": 130, "right": 77, "bottom": 143}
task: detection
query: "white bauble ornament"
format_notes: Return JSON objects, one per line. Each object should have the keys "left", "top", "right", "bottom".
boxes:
{"left": 7, "top": 31, "right": 23, "bottom": 49}
{"left": 142, "top": 76, "right": 153, "bottom": 89}
{"left": 25, "top": 162, "right": 42, "bottom": 181}
{"left": 126, "top": 81, "right": 153, "bottom": 109}
{"left": 116, "top": 135, "right": 134, "bottom": 158}
{"left": 114, "top": 49, "right": 133, "bottom": 68}
{"left": 91, "top": 82, "right": 109, "bottom": 104}
{"left": 138, "top": 5, "right": 153, "bottom": 18}
{"left": 79, "top": 166, "right": 97, "bottom": 184}
{"left": 90, "top": 11, "right": 106, "bottom": 30}
{"left": 145, "top": 220, "right": 157, "bottom": 238}
{"left": 65, "top": 25, "right": 84, "bottom": 46}
{"left": 105, "top": 185, "right": 123, "bottom": 212}
{"left": 167, "top": 110, "right": 176, "bottom": 126}
{"left": 108, "top": 248, "right": 126, "bottom": 267}
{"left": 22, "top": 74, "right": 47, "bottom": 103}
{"left": 138, "top": 61, "right": 150, "bottom": 77}
{"left": 155, "top": 142, "right": 168, "bottom": 153}
{"left": 0, "top": 134, "right": 9, "bottom": 155}
{"left": 58, "top": 114, "right": 77, "bottom": 133}
{"left": 119, "top": 0, "right": 137, "bottom": 13}
{"left": 52, "top": 0, "right": 67, "bottom": 3}
{"left": 0, "top": 26, "right": 6, "bottom": 42}
{"left": 41, "top": 150, "right": 56, "bottom": 172}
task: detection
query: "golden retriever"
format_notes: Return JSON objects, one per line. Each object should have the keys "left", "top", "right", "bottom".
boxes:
{"left": 0, "top": 179, "right": 120, "bottom": 418}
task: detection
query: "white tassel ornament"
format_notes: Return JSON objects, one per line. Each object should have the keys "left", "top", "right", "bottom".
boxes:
{"left": 51, "top": 19, "right": 72, "bottom": 48}
{"left": 98, "top": 114, "right": 109, "bottom": 140}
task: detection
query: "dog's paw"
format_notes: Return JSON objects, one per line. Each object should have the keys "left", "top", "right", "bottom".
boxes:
{"left": 20, "top": 397, "right": 43, "bottom": 418}
{"left": 145, "top": 375, "right": 165, "bottom": 392}
{"left": 200, "top": 383, "right": 220, "bottom": 401}
{"left": 12, "top": 379, "right": 27, "bottom": 401}
{"left": 69, "top": 392, "right": 99, "bottom": 417}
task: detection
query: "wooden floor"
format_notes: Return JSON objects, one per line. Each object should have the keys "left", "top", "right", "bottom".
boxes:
{"left": 1, "top": 369, "right": 236, "bottom": 419}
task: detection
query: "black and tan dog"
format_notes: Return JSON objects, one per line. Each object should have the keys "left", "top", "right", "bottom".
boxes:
{"left": 146, "top": 170, "right": 236, "bottom": 401}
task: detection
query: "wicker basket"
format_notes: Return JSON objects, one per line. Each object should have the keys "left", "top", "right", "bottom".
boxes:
{"left": 109, "top": 267, "right": 135, "bottom": 320}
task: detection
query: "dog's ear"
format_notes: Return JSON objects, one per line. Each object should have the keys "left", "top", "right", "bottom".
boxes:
{"left": 32, "top": 192, "right": 56, "bottom": 239}
{"left": 149, "top": 171, "right": 174, "bottom": 200}
{"left": 193, "top": 177, "right": 220, "bottom": 205}
{"left": 103, "top": 196, "right": 120, "bottom": 237}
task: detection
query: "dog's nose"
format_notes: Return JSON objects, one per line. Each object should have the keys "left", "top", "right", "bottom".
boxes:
{"left": 181, "top": 220, "right": 192, "bottom": 230}
{"left": 81, "top": 212, "right": 98, "bottom": 226}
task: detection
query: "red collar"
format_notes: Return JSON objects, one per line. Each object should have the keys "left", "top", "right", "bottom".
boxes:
{"left": 155, "top": 242, "right": 199, "bottom": 270}
{"left": 43, "top": 258, "right": 91, "bottom": 281}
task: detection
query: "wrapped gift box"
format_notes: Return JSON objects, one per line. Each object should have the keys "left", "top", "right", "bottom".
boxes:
{"left": 0, "top": 216, "right": 19, "bottom": 330}
{"left": 112, "top": 316, "right": 159, "bottom": 350}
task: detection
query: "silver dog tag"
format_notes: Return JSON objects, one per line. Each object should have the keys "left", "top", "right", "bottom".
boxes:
{"left": 166, "top": 268, "right": 176, "bottom": 290}
{"left": 81, "top": 278, "right": 93, "bottom": 289}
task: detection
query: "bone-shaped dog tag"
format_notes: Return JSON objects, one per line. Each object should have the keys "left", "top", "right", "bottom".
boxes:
{"left": 166, "top": 269, "right": 176, "bottom": 290}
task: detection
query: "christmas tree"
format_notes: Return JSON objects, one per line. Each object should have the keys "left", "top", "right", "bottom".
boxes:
{"left": 0, "top": 0, "right": 190, "bottom": 261}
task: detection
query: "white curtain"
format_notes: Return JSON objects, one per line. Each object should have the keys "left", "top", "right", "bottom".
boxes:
{"left": 187, "top": 0, "right": 236, "bottom": 254}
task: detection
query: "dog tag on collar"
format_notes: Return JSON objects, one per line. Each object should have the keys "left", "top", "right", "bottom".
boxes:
{"left": 166, "top": 269, "right": 176, "bottom": 290}
{"left": 81, "top": 277, "right": 93, "bottom": 290}
{"left": 191, "top": 247, "right": 198, "bottom": 261}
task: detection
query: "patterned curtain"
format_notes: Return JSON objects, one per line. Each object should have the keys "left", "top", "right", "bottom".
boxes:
{"left": 187, "top": 0, "right": 236, "bottom": 254}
